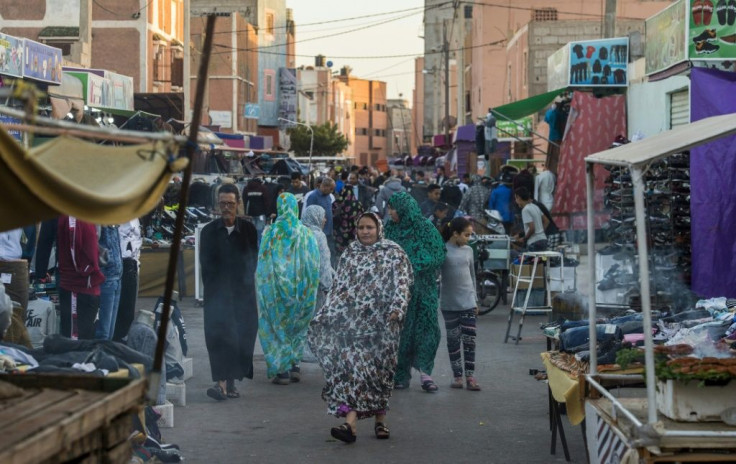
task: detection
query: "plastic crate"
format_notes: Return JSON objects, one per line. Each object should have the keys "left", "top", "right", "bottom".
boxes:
{"left": 154, "top": 400, "right": 174, "bottom": 428}
{"left": 165, "top": 382, "right": 186, "bottom": 406}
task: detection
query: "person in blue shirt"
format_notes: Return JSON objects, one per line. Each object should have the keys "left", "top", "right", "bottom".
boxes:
{"left": 489, "top": 176, "right": 514, "bottom": 234}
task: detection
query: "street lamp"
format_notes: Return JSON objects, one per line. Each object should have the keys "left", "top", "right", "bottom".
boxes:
{"left": 278, "top": 117, "right": 313, "bottom": 172}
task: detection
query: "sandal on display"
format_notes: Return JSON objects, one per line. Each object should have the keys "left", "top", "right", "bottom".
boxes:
{"left": 206, "top": 384, "right": 227, "bottom": 401}
{"left": 331, "top": 423, "right": 357, "bottom": 443}
{"left": 466, "top": 377, "right": 482, "bottom": 391}
{"left": 450, "top": 377, "right": 464, "bottom": 389}
{"left": 374, "top": 422, "right": 390, "bottom": 439}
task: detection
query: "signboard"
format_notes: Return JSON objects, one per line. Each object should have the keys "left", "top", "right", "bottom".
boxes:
{"left": 646, "top": 0, "right": 687, "bottom": 74}
{"left": 23, "top": 39, "right": 62, "bottom": 84}
{"left": 105, "top": 71, "right": 134, "bottom": 111}
{"left": 688, "top": 0, "right": 736, "bottom": 59}
{"left": 191, "top": 0, "right": 256, "bottom": 18}
{"left": 0, "top": 115, "right": 22, "bottom": 141}
{"left": 209, "top": 110, "right": 232, "bottom": 128}
{"left": 496, "top": 116, "right": 533, "bottom": 138}
{"left": 278, "top": 68, "right": 297, "bottom": 127}
{"left": 0, "top": 33, "right": 23, "bottom": 78}
{"left": 244, "top": 103, "right": 260, "bottom": 119}
{"left": 547, "top": 45, "right": 570, "bottom": 92}
{"left": 568, "top": 37, "right": 629, "bottom": 87}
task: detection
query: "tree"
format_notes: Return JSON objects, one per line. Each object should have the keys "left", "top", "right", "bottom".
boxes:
{"left": 287, "top": 121, "right": 349, "bottom": 157}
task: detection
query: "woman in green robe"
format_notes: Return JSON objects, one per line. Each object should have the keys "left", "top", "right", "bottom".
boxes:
{"left": 384, "top": 191, "right": 446, "bottom": 391}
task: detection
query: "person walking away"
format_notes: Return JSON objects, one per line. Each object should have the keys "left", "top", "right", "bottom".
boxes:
{"left": 513, "top": 187, "right": 548, "bottom": 252}
{"left": 257, "top": 193, "right": 320, "bottom": 385}
{"left": 242, "top": 178, "right": 271, "bottom": 241}
{"left": 439, "top": 217, "right": 481, "bottom": 391}
{"left": 459, "top": 175, "right": 490, "bottom": 222}
{"left": 534, "top": 164, "right": 556, "bottom": 212}
{"left": 95, "top": 225, "right": 123, "bottom": 339}
{"left": 57, "top": 216, "right": 105, "bottom": 340}
{"left": 385, "top": 192, "right": 446, "bottom": 392}
{"left": 332, "top": 185, "right": 364, "bottom": 256}
{"left": 489, "top": 174, "right": 514, "bottom": 233}
{"left": 199, "top": 183, "right": 259, "bottom": 400}
{"left": 308, "top": 212, "right": 413, "bottom": 443}
{"left": 306, "top": 177, "right": 337, "bottom": 266}
{"left": 374, "top": 173, "right": 405, "bottom": 219}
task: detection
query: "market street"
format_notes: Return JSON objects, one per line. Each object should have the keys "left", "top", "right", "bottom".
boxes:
{"left": 157, "top": 293, "right": 588, "bottom": 464}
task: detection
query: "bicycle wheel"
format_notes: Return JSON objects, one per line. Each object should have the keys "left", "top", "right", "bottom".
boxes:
{"left": 477, "top": 271, "right": 502, "bottom": 315}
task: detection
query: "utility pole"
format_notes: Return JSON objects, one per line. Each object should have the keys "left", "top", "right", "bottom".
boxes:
{"left": 604, "top": 0, "right": 617, "bottom": 38}
{"left": 454, "top": 0, "right": 465, "bottom": 126}
{"left": 443, "top": 21, "right": 450, "bottom": 146}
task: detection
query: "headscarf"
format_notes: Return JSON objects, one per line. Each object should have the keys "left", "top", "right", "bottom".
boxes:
{"left": 256, "top": 193, "right": 320, "bottom": 377}
{"left": 301, "top": 205, "right": 334, "bottom": 291}
{"left": 355, "top": 212, "right": 384, "bottom": 244}
{"left": 333, "top": 186, "right": 364, "bottom": 254}
{"left": 384, "top": 191, "right": 446, "bottom": 274}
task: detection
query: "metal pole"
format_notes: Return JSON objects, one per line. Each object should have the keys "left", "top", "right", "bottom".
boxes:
{"left": 443, "top": 21, "right": 450, "bottom": 146}
{"left": 604, "top": 0, "right": 617, "bottom": 38}
{"left": 148, "top": 13, "right": 217, "bottom": 404}
{"left": 308, "top": 124, "right": 314, "bottom": 172}
{"left": 631, "top": 166, "right": 657, "bottom": 425}
{"left": 585, "top": 162, "right": 598, "bottom": 374}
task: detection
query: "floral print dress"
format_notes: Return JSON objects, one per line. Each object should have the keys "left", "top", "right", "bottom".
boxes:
{"left": 332, "top": 187, "right": 364, "bottom": 255}
{"left": 308, "top": 213, "right": 413, "bottom": 418}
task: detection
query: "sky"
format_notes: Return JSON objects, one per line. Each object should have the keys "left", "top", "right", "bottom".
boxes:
{"left": 284, "top": 0, "right": 425, "bottom": 103}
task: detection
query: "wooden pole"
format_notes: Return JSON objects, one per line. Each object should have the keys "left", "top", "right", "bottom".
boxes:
{"left": 148, "top": 14, "right": 217, "bottom": 403}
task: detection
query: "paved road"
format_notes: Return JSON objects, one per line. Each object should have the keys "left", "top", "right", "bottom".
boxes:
{"left": 151, "top": 292, "right": 588, "bottom": 464}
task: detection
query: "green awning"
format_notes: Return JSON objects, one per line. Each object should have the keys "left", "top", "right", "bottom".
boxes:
{"left": 491, "top": 88, "right": 565, "bottom": 121}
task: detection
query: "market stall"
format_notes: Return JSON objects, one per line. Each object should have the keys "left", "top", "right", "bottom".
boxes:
{"left": 581, "top": 113, "right": 736, "bottom": 463}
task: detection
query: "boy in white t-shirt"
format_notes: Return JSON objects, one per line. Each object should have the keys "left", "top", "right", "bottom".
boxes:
{"left": 513, "top": 187, "right": 548, "bottom": 252}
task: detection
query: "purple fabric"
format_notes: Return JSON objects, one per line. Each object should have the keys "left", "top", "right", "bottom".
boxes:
{"left": 690, "top": 68, "right": 736, "bottom": 298}
{"left": 455, "top": 124, "right": 476, "bottom": 142}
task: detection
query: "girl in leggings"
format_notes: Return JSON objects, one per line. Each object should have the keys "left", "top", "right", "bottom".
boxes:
{"left": 439, "top": 217, "right": 481, "bottom": 391}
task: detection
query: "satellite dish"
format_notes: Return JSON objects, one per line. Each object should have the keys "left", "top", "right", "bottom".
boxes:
{"left": 326, "top": 61, "right": 333, "bottom": 68}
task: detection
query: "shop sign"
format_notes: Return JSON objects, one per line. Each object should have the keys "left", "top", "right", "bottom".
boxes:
{"left": 191, "top": 0, "right": 256, "bottom": 18}
{"left": 0, "top": 115, "right": 22, "bottom": 141}
{"left": 496, "top": 116, "right": 533, "bottom": 138}
{"left": 568, "top": 37, "right": 629, "bottom": 87}
{"left": 209, "top": 110, "right": 232, "bottom": 128}
{"left": 23, "top": 39, "right": 62, "bottom": 84}
{"left": 0, "top": 33, "right": 23, "bottom": 78}
{"left": 244, "top": 103, "right": 260, "bottom": 119}
{"left": 278, "top": 67, "right": 297, "bottom": 126}
{"left": 688, "top": 0, "right": 736, "bottom": 59}
{"left": 547, "top": 44, "right": 570, "bottom": 92}
{"left": 105, "top": 71, "right": 134, "bottom": 111}
{"left": 646, "top": 0, "right": 687, "bottom": 74}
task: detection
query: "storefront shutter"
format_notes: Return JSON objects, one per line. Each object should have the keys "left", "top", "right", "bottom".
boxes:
{"left": 669, "top": 89, "right": 689, "bottom": 129}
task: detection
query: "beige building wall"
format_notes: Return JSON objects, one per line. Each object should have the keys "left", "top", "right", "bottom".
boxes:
{"left": 468, "top": 0, "right": 674, "bottom": 119}
{"left": 338, "top": 70, "right": 388, "bottom": 166}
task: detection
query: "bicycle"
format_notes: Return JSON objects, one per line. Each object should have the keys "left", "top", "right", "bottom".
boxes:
{"left": 472, "top": 236, "right": 507, "bottom": 314}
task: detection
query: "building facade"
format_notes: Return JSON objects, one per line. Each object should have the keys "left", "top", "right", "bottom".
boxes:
{"left": 387, "top": 98, "right": 415, "bottom": 158}
{"left": 337, "top": 67, "right": 387, "bottom": 166}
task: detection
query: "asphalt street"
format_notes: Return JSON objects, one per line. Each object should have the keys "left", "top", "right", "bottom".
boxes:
{"left": 151, "top": 290, "right": 589, "bottom": 464}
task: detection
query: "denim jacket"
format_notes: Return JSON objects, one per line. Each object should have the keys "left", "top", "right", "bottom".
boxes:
{"left": 98, "top": 226, "right": 123, "bottom": 280}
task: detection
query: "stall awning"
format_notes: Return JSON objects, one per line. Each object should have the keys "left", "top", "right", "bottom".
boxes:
{"left": 491, "top": 88, "right": 566, "bottom": 121}
{"left": 0, "top": 125, "right": 186, "bottom": 232}
{"left": 585, "top": 113, "right": 736, "bottom": 168}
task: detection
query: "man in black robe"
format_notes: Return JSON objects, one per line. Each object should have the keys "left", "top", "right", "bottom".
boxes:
{"left": 200, "top": 183, "right": 259, "bottom": 401}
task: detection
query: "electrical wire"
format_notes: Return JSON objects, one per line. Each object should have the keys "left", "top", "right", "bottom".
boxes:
{"left": 92, "top": 0, "right": 153, "bottom": 17}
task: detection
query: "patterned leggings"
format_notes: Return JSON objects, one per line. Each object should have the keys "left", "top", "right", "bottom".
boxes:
{"left": 441, "top": 310, "right": 477, "bottom": 378}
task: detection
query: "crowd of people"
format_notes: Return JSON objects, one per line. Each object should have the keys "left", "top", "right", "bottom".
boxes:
{"left": 197, "top": 160, "right": 559, "bottom": 444}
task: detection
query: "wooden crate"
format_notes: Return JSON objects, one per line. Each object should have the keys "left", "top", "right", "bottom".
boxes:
{"left": 0, "top": 374, "right": 146, "bottom": 464}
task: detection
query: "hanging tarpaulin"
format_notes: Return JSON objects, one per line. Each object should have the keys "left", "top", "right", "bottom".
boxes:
{"left": 0, "top": 124, "right": 186, "bottom": 232}
{"left": 491, "top": 88, "right": 565, "bottom": 121}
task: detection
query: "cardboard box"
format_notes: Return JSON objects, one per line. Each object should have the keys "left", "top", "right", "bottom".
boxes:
{"left": 511, "top": 263, "right": 545, "bottom": 289}
{"left": 548, "top": 266, "right": 576, "bottom": 292}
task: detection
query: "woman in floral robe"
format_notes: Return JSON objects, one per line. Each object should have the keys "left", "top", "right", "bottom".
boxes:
{"left": 332, "top": 186, "right": 364, "bottom": 255}
{"left": 308, "top": 212, "right": 413, "bottom": 443}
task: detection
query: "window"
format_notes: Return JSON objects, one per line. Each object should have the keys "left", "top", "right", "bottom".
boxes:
{"left": 264, "top": 69, "right": 275, "bottom": 101}
{"left": 533, "top": 8, "right": 557, "bottom": 21}
{"left": 265, "top": 11, "right": 275, "bottom": 36}
{"left": 356, "top": 128, "right": 368, "bottom": 136}
{"left": 362, "top": 103, "right": 368, "bottom": 110}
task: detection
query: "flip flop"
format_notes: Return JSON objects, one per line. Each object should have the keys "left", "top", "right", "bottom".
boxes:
{"left": 421, "top": 379, "right": 438, "bottom": 393}
{"left": 226, "top": 387, "right": 240, "bottom": 398}
{"left": 330, "top": 423, "right": 356, "bottom": 443}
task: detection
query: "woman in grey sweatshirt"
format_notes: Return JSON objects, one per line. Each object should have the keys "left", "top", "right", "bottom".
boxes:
{"left": 439, "top": 217, "right": 481, "bottom": 391}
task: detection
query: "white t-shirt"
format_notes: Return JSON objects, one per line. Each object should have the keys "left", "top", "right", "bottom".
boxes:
{"left": 521, "top": 203, "right": 546, "bottom": 245}
{"left": 534, "top": 170, "right": 556, "bottom": 212}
